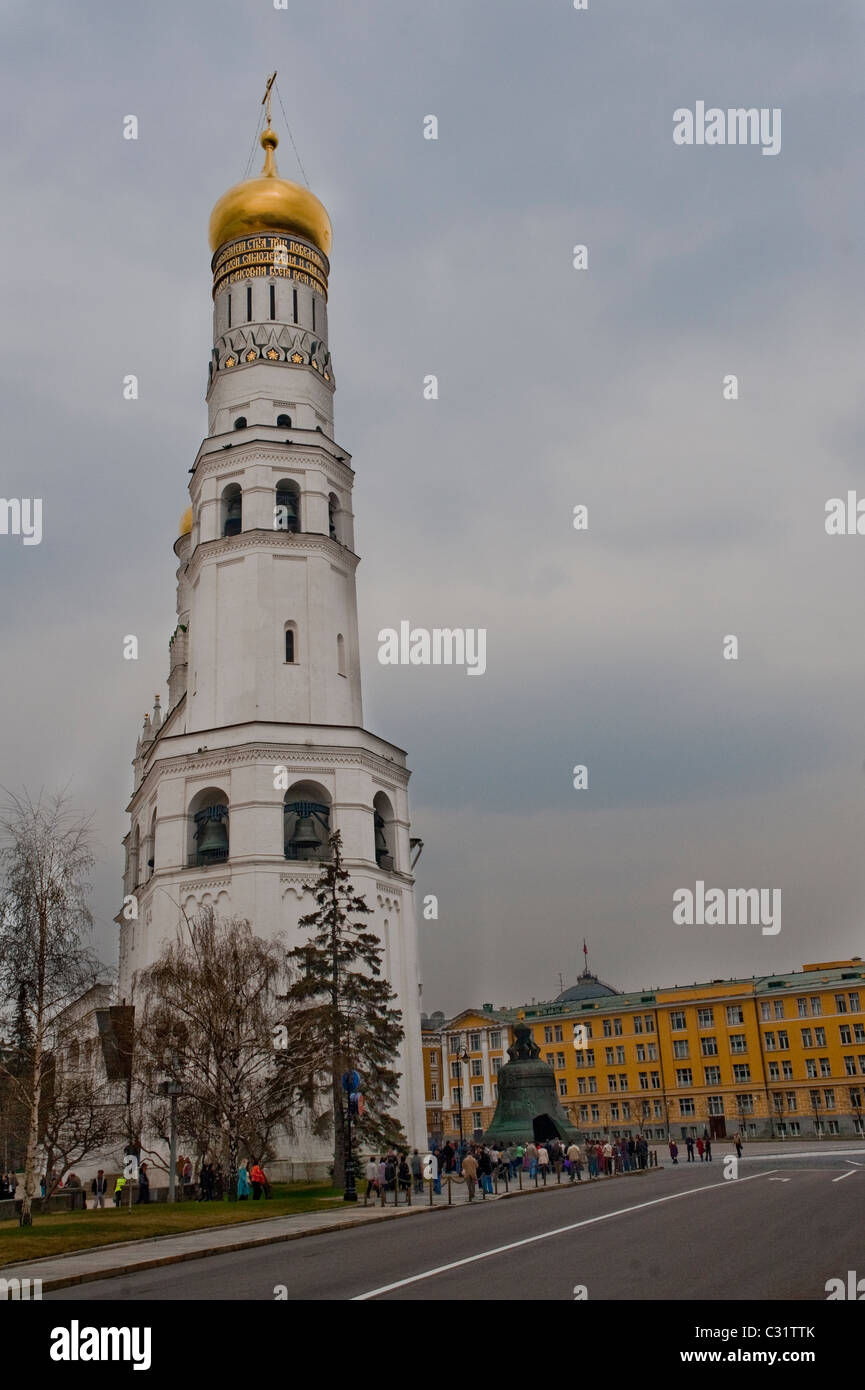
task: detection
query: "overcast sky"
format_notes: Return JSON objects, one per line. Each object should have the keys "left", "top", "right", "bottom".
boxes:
{"left": 1, "top": 0, "right": 863, "bottom": 1015}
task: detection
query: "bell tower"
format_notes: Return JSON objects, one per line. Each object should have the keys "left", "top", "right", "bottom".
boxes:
{"left": 118, "top": 88, "right": 427, "bottom": 1164}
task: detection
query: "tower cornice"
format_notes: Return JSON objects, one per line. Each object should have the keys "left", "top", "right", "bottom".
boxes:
{"left": 183, "top": 527, "right": 359, "bottom": 581}
{"left": 191, "top": 436, "right": 354, "bottom": 488}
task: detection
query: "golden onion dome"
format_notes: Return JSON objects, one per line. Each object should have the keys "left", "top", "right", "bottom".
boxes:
{"left": 178, "top": 505, "right": 193, "bottom": 537}
{"left": 208, "top": 126, "right": 332, "bottom": 258}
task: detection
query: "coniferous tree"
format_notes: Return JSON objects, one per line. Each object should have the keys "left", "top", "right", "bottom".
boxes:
{"left": 284, "top": 830, "right": 406, "bottom": 1186}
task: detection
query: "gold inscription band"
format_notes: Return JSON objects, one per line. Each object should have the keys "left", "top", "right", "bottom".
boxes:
{"left": 212, "top": 233, "right": 329, "bottom": 299}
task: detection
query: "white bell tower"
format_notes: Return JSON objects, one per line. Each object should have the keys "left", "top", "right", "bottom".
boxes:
{"left": 118, "top": 97, "right": 427, "bottom": 1161}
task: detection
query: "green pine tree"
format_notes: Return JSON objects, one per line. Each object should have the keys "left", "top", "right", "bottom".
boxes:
{"left": 283, "top": 830, "right": 406, "bottom": 1186}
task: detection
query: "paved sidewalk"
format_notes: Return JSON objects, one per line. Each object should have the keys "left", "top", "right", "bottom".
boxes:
{"left": 0, "top": 1169, "right": 655, "bottom": 1293}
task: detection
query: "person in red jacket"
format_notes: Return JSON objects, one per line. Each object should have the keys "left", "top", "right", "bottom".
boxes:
{"left": 249, "top": 1163, "right": 266, "bottom": 1200}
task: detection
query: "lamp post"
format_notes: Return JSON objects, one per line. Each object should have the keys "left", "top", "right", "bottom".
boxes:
{"left": 812, "top": 1093, "right": 821, "bottom": 1139}
{"left": 157, "top": 1080, "right": 184, "bottom": 1202}
{"left": 456, "top": 1048, "right": 469, "bottom": 1147}
{"left": 773, "top": 1093, "right": 784, "bottom": 1139}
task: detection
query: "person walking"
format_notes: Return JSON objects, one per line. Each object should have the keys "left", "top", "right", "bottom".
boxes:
{"left": 237, "top": 1162, "right": 250, "bottom": 1200}
{"left": 364, "top": 1156, "right": 379, "bottom": 1201}
{"left": 512, "top": 1143, "right": 524, "bottom": 1179}
{"left": 550, "top": 1139, "right": 564, "bottom": 1181}
{"left": 90, "top": 1170, "right": 108, "bottom": 1208}
{"left": 704, "top": 1134, "right": 713, "bottom": 1162}
{"left": 461, "top": 1149, "right": 478, "bottom": 1201}
{"left": 733, "top": 1131, "right": 743, "bottom": 1159}
{"left": 602, "top": 1140, "right": 613, "bottom": 1175}
{"left": 668, "top": 1139, "right": 679, "bottom": 1165}
{"left": 478, "top": 1147, "right": 494, "bottom": 1195}
{"left": 136, "top": 1162, "right": 150, "bottom": 1203}
{"left": 567, "top": 1141, "right": 582, "bottom": 1181}
{"left": 525, "top": 1141, "right": 539, "bottom": 1179}
{"left": 113, "top": 1175, "right": 126, "bottom": 1207}
{"left": 686, "top": 1135, "right": 695, "bottom": 1162}
{"left": 696, "top": 1136, "right": 704, "bottom": 1161}
{"left": 410, "top": 1149, "right": 423, "bottom": 1194}
{"left": 537, "top": 1144, "right": 551, "bottom": 1182}
{"left": 397, "top": 1154, "right": 411, "bottom": 1199}
{"left": 249, "top": 1162, "right": 266, "bottom": 1200}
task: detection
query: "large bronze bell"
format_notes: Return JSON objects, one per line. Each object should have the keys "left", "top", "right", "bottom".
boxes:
{"left": 194, "top": 806, "right": 229, "bottom": 863}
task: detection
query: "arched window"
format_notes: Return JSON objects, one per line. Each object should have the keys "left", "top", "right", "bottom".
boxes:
{"left": 284, "top": 781, "right": 332, "bottom": 862}
{"left": 68, "top": 1039, "right": 80, "bottom": 1071}
{"left": 233, "top": 416, "right": 247, "bottom": 430}
{"left": 337, "top": 633, "right": 346, "bottom": 676}
{"left": 222, "top": 483, "right": 242, "bottom": 537}
{"left": 146, "top": 808, "right": 157, "bottom": 880}
{"left": 328, "top": 492, "right": 339, "bottom": 541}
{"left": 187, "top": 787, "right": 229, "bottom": 867}
{"left": 129, "top": 824, "right": 140, "bottom": 889}
{"left": 284, "top": 622, "right": 297, "bottom": 664}
{"left": 373, "top": 791, "right": 396, "bottom": 871}
{"left": 276, "top": 413, "right": 292, "bottom": 428}
{"left": 274, "top": 479, "right": 300, "bottom": 533}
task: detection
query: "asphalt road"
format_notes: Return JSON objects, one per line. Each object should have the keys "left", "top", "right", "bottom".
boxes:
{"left": 47, "top": 1146, "right": 864, "bottom": 1301}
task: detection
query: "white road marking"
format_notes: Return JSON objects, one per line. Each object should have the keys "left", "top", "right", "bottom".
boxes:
{"left": 351, "top": 1170, "right": 777, "bottom": 1300}
{"left": 730, "top": 1148, "right": 865, "bottom": 1163}
{"left": 832, "top": 1169, "right": 856, "bottom": 1182}
{"left": 768, "top": 1177, "right": 790, "bottom": 1182}
{"left": 844, "top": 1160, "right": 864, "bottom": 1167}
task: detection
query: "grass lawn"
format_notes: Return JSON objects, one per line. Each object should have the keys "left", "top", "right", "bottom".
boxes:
{"left": 0, "top": 1184, "right": 344, "bottom": 1266}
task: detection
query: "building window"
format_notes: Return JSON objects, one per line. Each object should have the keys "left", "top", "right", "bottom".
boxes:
{"left": 761, "top": 1001, "right": 771, "bottom": 1021}
{"left": 708, "top": 1095, "right": 724, "bottom": 1116}
{"left": 782, "top": 1060, "right": 793, "bottom": 1079}
{"left": 823, "top": 1089, "right": 835, "bottom": 1109}
{"left": 277, "top": 413, "right": 292, "bottom": 429}
{"left": 556, "top": 1052, "right": 565, "bottom": 1070}
{"left": 704, "top": 1066, "right": 721, "bottom": 1085}
{"left": 675, "top": 1068, "right": 693, "bottom": 1086}
{"left": 188, "top": 790, "right": 230, "bottom": 867}
{"left": 801, "top": 1028, "right": 813, "bottom": 1047}
{"left": 605, "top": 1048, "right": 614, "bottom": 1066}
{"left": 544, "top": 1026, "right": 553, "bottom": 1043}
{"left": 608, "top": 1075, "right": 617, "bottom": 1091}
{"left": 726, "top": 1006, "right": 745, "bottom": 1025}
{"left": 644, "top": 1015, "right": 655, "bottom": 1032}
{"left": 636, "top": 1044, "right": 645, "bottom": 1062}
{"left": 815, "top": 1027, "right": 826, "bottom": 1046}
{"left": 733, "top": 1064, "right": 751, "bottom": 1082}
{"left": 430, "top": 1083, "right": 438, "bottom": 1101}
{"left": 270, "top": 284, "right": 276, "bottom": 320}
{"left": 810, "top": 997, "right": 822, "bottom": 1016}
{"left": 774, "top": 1000, "right": 784, "bottom": 1019}
{"left": 820, "top": 1058, "right": 831, "bottom": 1078}
{"left": 785, "top": 1091, "right": 797, "bottom": 1112}
{"left": 472, "top": 1086, "right": 483, "bottom": 1104}
{"left": 275, "top": 479, "right": 300, "bottom": 532}
{"left": 777, "top": 1030, "right": 789, "bottom": 1050}
{"left": 558, "top": 1079, "right": 567, "bottom": 1096}
{"left": 840, "top": 1025, "right": 852, "bottom": 1045}
{"left": 292, "top": 288, "right": 298, "bottom": 323}
{"left": 650, "top": 1072, "right": 660, "bottom": 1089}
{"left": 450, "top": 1062, "right": 460, "bottom": 1079}
{"left": 554, "top": 1025, "right": 563, "bottom": 1042}
{"left": 736, "top": 1094, "right": 754, "bottom": 1115}
{"left": 849, "top": 993, "right": 860, "bottom": 1012}
{"left": 284, "top": 625, "right": 296, "bottom": 664}
{"left": 247, "top": 285, "right": 253, "bottom": 321}
{"left": 490, "top": 1031, "right": 501, "bottom": 1049}
{"left": 670, "top": 1011, "right": 686, "bottom": 1030}
{"left": 471, "top": 1058, "right": 482, "bottom": 1077}
{"left": 469, "top": 1032, "right": 480, "bottom": 1051}
{"left": 603, "top": 1020, "right": 612, "bottom": 1038}
{"left": 680, "top": 1098, "right": 695, "bottom": 1116}
{"left": 769, "top": 1062, "right": 780, "bottom": 1080}
{"left": 806, "top": 1059, "right": 817, "bottom": 1079}
{"left": 638, "top": 1072, "right": 648, "bottom": 1090}
{"left": 701, "top": 1037, "right": 718, "bottom": 1056}
{"left": 614, "top": 1018, "right": 623, "bottom": 1036}
{"left": 729, "top": 1034, "right": 747, "bottom": 1054}
{"left": 835, "top": 995, "right": 848, "bottom": 1014}
{"left": 797, "top": 998, "right": 808, "bottom": 1017}
{"left": 673, "top": 1040, "right": 690, "bottom": 1059}
{"left": 697, "top": 1008, "right": 714, "bottom": 1027}
{"left": 337, "top": 633, "right": 346, "bottom": 677}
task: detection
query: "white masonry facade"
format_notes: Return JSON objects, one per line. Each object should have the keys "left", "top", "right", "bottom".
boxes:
{"left": 117, "top": 128, "right": 427, "bottom": 1169}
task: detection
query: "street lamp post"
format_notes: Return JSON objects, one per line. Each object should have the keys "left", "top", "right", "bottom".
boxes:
{"left": 812, "top": 1094, "right": 821, "bottom": 1139}
{"left": 852, "top": 1090, "right": 863, "bottom": 1138}
{"left": 456, "top": 1047, "right": 469, "bottom": 1147}
{"left": 774, "top": 1093, "right": 784, "bottom": 1139}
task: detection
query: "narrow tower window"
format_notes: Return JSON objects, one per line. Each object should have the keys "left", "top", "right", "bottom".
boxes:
{"left": 284, "top": 623, "right": 297, "bottom": 663}
{"left": 227, "top": 293, "right": 232, "bottom": 328}
{"left": 311, "top": 296, "right": 316, "bottom": 331}
{"left": 293, "top": 287, "right": 298, "bottom": 323}
{"left": 270, "top": 284, "right": 276, "bottom": 320}
{"left": 276, "top": 413, "right": 291, "bottom": 429}
{"left": 337, "top": 633, "right": 346, "bottom": 676}
{"left": 247, "top": 285, "right": 253, "bottom": 322}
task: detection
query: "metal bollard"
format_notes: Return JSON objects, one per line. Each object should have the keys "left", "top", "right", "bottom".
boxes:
{"left": 428, "top": 1178, "right": 433, "bottom": 1206}
{"left": 519, "top": 1167, "right": 523, "bottom": 1189}
{"left": 447, "top": 1175, "right": 452, "bottom": 1206}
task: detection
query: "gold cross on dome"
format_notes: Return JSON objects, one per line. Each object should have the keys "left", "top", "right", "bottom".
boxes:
{"left": 262, "top": 72, "right": 277, "bottom": 127}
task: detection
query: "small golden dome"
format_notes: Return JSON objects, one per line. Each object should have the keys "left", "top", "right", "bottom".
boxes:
{"left": 208, "top": 126, "right": 332, "bottom": 257}
{"left": 178, "top": 506, "right": 193, "bottom": 537}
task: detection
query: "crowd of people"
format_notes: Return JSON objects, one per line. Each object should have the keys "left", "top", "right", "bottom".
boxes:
{"left": 362, "top": 1134, "right": 659, "bottom": 1202}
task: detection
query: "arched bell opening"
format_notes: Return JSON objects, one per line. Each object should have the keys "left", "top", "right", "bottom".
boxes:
{"left": 373, "top": 791, "right": 395, "bottom": 872}
{"left": 145, "top": 807, "right": 157, "bottom": 880}
{"left": 275, "top": 478, "right": 300, "bottom": 533}
{"left": 221, "top": 483, "right": 242, "bottom": 538}
{"left": 328, "top": 491, "right": 339, "bottom": 542}
{"left": 187, "top": 787, "right": 229, "bottom": 867}
{"left": 284, "top": 781, "right": 332, "bottom": 862}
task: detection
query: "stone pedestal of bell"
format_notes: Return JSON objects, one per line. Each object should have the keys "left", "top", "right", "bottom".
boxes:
{"left": 483, "top": 1023, "right": 582, "bottom": 1147}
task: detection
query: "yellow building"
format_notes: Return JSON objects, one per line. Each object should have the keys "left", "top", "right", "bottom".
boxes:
{"left": 422, "top": 959, "right": 865, "bottom": 1144}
